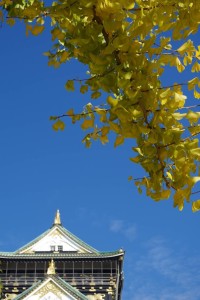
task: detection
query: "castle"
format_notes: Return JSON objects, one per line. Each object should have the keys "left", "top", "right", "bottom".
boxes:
{"left": 0, "top": 211, "right": 124, "bottom": 300}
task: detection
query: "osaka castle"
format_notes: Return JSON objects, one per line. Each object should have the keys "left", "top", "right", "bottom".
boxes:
{"left": 0, "top": 210, "right": 124, "bottom": 300}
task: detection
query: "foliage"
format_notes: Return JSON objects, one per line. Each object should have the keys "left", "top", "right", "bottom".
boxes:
{"left": 1, "top": 0, "right": 200, "bottom": 211}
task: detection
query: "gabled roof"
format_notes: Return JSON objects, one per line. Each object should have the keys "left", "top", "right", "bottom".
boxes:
{"left": 0, "top": 210, "right": 125, "bottom": 260}
{"left": 15, "top": 224, "right": 98, "bottom": 255}
{"left": 15, "top": 210, "right": 98, "bottom": 255}
{"left": 14, "top": 274, "right": 89, "bottom": 300}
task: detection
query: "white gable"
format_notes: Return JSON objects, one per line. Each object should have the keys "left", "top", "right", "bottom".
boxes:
{"left": 20, "top": 227, "right": 90, "bottom": 254}
{"left": 40, "top": 291, "right": 71, "bottom": 300}
{"left": 21, "top": 279, "right": 79, "bottom": 300}
{"left": 16, "top": 211, "right": 97, "bottom": 255}
{"left": 26, "top": 291, "right": 72, "bottom": 300}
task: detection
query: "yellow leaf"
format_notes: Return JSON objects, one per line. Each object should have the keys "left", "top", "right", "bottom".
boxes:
{"left": 91, "top": 91, "right": 101, "bottom": 99}
{"left": 109, "top": 121, "right": 121, "bottom": 134}
{"left": 186, "top": 110, "right": 200, "bottom": 124}
{"left": 174, "top": 92, "right": 187, "bottom": 104}
{"left": 191, "top": 176, "right": 200, "bottom": 184}
{"left": 31, "top": 25, "right": 44, "bottom": 36}
{"left": 65, "top": 80, "right": 74, "bottom": 91}
{"left": 172, "top": 112, "right": 186, "bottom": 120}
{"left": 176, "top": 57, "right": 185, "bottom": 72}
{"left": 6, "top": 18, "right": 15, "bottom": 26}
{"left": 190, "top": 148, "right": 200, "bottom": 158}
{"left": 51, "top": 27, "right": 65, "bottom": 41}
{"left": 52, "top": 119, "right": 65, "bottom": 131}
{"left": 166, "top": 172, "right": 173, "bottom": 180}
{"left": 160, "top": 88, "right": 171, "bottom": 99}
{"left": 177, "top": 40, "right": 194, "bottom": 55}
{"left": 82, "top": 135, "right": 91, "bottom": 148}
{"left": 48, "top": 59, "right": 60, "bottom": 68}
{"left": 192, "top": 61, "right": 200, "bottom": 72}
{"left": 151, "top": 190, "right": 171, "bottom": 201}
{"left": 192, "top": 200, "right": 200, "bottom": 212}
{"left": 173, "top": 190, "right": 184, "bottom": 211}
{"left": 90, "top": 53, "right": 106, "bottom": 66}
{"left": 80, "top": 85, "right": 88, "bottom": 94}
{"left": 183, "top": 55, "right": 192, "bottom": 66}
{"left": 66, "top": 108, "right": 74, "bottom": 116}
{"left": 101, "top": 126, "right": 110, "bottom": 136}
{"left": 132, "top": 147, "right": 143, "bottom": 156}
{"left": 95, "top": 108, "right": 107, "bottom": 122}
{"left": 123, "top": 0, "right": 135, "bottom": 9}
{"left": 60, "top": 51, "right": 69, "bottom": 63}
{"left": 194, "top": 89, "right": 200, "bottom": 99}
{"left": 114, "top": 106, "right": 131, "bottom": 122}
{"left": 26, "top": 24, "right": 32, "bottom": 37}
{"left": 100, "top": 134, "right": 109, "bottom": 145}
{"left": 188, "top": 125, "right": 200, "bottom": 135}
{"left": 107, "top": 96, "right": 118, "bottom": 107}
{"left": 124, "top": 72, "right": 132, "bottom": 80}
{"left": 188, "top": 77, "right": 199, "bottom": 90}
{"left": 2, "top": 0, "right": 13, "bottom": 6}
{"left": 130, "top": 156, "right": 140, "bottom": 163}
{"left": 114, "top": 135, "right": 124, "bottom": 147}
{"left": 81, "top": 119, "right": 94, "bottom": 130}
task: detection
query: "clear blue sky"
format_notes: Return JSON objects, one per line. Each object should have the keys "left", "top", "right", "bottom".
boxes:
{"left": 0, "top": 19, "right": 200, "bottom": 300}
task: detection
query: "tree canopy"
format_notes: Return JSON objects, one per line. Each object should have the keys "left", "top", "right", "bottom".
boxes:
{"left": 1, "top": 0, "right": 200, "bottom": 211}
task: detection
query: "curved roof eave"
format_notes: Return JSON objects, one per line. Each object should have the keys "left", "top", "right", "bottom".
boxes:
{"left": 0, "top": 250, "right": 124, "bottom": 260}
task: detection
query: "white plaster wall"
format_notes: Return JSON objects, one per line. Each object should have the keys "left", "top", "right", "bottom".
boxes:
{"left": 31, "top": 234, "right": 78, "bottom": 252}
{"left": 26, "top": 291, "right": 74, "bottom": 300}
{"left": 22, "top": 229, "right": 83, "bottom": 253}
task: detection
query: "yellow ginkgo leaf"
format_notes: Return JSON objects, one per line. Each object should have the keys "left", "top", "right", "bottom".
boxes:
{"left": 192, "top": 200, "right": 200, "bottom": 212}
{"left": 52, "top": 119, "right": 65, "bottom": 131}
{"left": 114, "top": 135, "right": 124, "bottom": 147}
{"left": 65, "top": 80, "right": 74, "bottom": 91}
{"left": 31, "top": 25, "right": 44, "bottom": 36}
{"left": 81, "top": 119, "right": 94, "bottom": 130}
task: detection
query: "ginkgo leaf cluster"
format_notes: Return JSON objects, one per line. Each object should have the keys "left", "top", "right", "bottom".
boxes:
{"left": 1, "top": 0, "right": 200, "bottom": 211}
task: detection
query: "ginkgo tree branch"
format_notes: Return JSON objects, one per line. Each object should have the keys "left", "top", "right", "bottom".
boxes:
{"left": 127, "top": 2, "right": 177, "bottom": 12}
{"left": 1, "top": 0, "right": 200, "bottom": 211}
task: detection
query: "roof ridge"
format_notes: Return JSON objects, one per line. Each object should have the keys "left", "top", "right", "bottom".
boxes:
{"left": 60, "top": 225, "right": 99, "bottom": 253}
{"left": 14, "top": 227, "right": 51, "bottom": 254}
{"left": 14, "top": 223, "right": 99, "bottom": 254}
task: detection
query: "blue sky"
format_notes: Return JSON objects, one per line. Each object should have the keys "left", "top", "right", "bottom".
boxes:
{"left": 0, "top": 19, "right": 200, "bottom": 300}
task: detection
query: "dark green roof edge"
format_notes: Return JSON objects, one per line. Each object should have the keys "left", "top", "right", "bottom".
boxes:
{"left": 15, "top": 224, "right": 99, "bottom": 254}
{"left": 60, "top": 225, "right": 98, "bottom": 253}
{"left": 15, "top": 227, "right": 51, "bottom": 254}
{"left": 50, "top": 275, "right": 89, "bottom": 300}
{"left": 14, "top": 275, "right": 89, "bottom": 300}
{"left": 0, "top": 250, "right": 124, "bottom": 259}
{"left": 14, "top": 280, "right": 42, "bottom": 300}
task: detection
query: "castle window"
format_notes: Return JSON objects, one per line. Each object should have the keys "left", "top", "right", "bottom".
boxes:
{"left": 50, "top": 245, "right": 55, "bottom": 252}
{"left": 58, "top": 245, "right": 63, "bottom": 252}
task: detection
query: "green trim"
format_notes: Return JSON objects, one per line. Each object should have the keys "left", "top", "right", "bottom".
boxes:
{"left": 15, "top": 224, "right": 99, "bottom": 254}
{"left": 60, "top": 226, "right": 98, "bottom": 253}
{"left": 14, "top": 280, "right": 42, "bottom": 300}
{"left": 0, "top": 250, "right": 124, "bottom": 259}
{"left": 14, "top": 275, "right": 89, "bottom": 300}
{"left": 15, "top": 227, "right": 51, "bottom": 254}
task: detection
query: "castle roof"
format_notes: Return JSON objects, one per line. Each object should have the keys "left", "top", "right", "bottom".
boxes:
{"left": 0, "top": 210, "right": 124, "bottom": 260}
